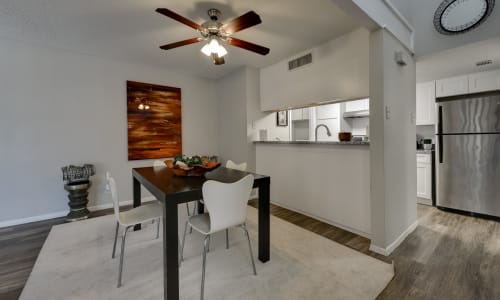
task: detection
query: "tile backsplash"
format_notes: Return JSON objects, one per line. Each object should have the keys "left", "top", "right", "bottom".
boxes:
{"left": 416, "top": 125, "right": 435, "bottom": 143}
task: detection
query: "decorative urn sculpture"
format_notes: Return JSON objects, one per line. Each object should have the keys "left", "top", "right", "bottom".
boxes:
{"left": 61, "top": 164, "right": 95, "bottom": 222}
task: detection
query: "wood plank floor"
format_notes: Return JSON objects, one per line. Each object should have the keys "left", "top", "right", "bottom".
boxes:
{"left": 1, "top": 202, "right": 499, "bottom": 300}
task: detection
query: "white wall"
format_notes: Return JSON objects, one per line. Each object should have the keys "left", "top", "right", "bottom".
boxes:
{"left": 331, "top": 0, "right": 414, "bottom": 52}
{"left": 260, "top": 28, "right": 370, "bottom": 111}
{"left": 216, "top": 68, "right": 249, "bottom": 169}
{"left": 0, "top": 39, "right": 219, "bottom": 224}
{"left": 216, "top": 67, "right": 265, "bottom": 172}
{"left": 369, "top": 29, "right": 417, "bottom": 254}
{"left": 256, "top": 143, "right": 371, "bottom": 236}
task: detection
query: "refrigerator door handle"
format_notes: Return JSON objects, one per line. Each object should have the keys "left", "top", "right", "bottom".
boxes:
{"left": 438, "top": 105, "right": 443, "bottom": 163}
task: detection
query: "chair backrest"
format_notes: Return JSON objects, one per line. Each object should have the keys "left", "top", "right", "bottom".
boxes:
{"left": 226, "top": 160, "right": 247, "bottom": 171}
{"left": 153, "top": 160, "right": 166, "bottom": 168}
{"left": 107, "top": 175, "right": 122, "bottom": 224}
{"left": 202, "top": 174, "right": 254, "bottom": 233}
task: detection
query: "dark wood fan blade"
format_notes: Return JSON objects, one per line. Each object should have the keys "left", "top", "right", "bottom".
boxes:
{"left": 156, "top": 8, "right": 202, "bottom": 31}
{"left": 226, "top": 37, "right": 270, "bottom": 55}
{"left": 212, "top": 53, "right": 225, "bottom": 65}
{"left": 221, "top": 11, "right": 262, "bottom": 34}
{"left": 159, "top": 37, "right": 202, "bottom": 50}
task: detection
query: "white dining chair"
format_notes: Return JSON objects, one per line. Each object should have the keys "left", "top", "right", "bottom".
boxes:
{"left": 108, "top": 174, "right": 163, "bottom": 288}
{"left": 226, "top": 160, "right": 247, "bottom": 171}
{"left": 191, "top": 160, "right": 248, "bottom": 249}
{"left": 180, "top": 174, "right": 256, "bottom": 300}
{"left": 154, "top": 160, "right": 193, "bottom": 217}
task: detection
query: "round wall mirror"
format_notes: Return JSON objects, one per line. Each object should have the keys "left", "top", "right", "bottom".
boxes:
{"left": 434, "top": 0, "right": 495, "bottom": 35}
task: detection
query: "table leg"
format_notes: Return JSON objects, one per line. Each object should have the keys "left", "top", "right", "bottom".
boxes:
{"left": 197, "top": 199, "right": 204, "bottom": 215}
{"left": 133, "top": 176, "right": 141, "bottom": 231}
{"left": 163, "top": 200, "right": 179, "bottom": 300}
{"left": 258, "top": 181, "right": 270, "bottom": 262}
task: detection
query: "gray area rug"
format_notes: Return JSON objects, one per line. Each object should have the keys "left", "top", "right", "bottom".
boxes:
{"left": 20, "top": 206, "right": 393, "bottom": 300}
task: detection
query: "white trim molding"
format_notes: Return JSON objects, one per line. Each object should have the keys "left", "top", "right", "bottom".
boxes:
{"left": 271, "top": 201, "right": 371, "bottom": 239}
{"left": 0, "top": 196, "right": 157, "bottom": 228}
{"left": 0, "top": 211, "right": 68, "bottom": 229}
{"left": 87, "top": 196, "right": 156, "bottom": 211}
{"left": 369, "top": 220, "right": 418, "bottom": 256}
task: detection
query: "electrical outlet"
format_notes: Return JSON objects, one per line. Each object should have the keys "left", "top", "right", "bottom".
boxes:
{"left": 385, "top": 106, "right": 391, "bottom": 120}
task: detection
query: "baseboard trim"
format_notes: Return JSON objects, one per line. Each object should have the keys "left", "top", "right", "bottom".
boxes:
{"left": 0, "top": 196, "right": 157, "bottom": 228}
{"left": 0, "top": 211, "right": 69, "bottom": 228}
{"left": 369, "top": 220, "right": 418, "bottom": 256}
{"left": 271, "top": 201, "right": 371, "bottom": 238}
{"left": 87, "top": 196, "right": 157, "bottom": 211}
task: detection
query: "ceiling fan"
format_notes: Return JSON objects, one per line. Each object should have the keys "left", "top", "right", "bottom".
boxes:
{"left": 155, "top": 8, "right": 270, "bottom": 65}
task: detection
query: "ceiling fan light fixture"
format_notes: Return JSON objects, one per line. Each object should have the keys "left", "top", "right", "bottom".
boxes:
{"left": 217, "top": 45, "right": 228, "bottom": 57}
{"left": 156, "top": 7, "right": 270, "bottom": 66}
{"left": 201, "top": 43, "right": 212, "bottom": 56}
{"left": 200, "top": 37, "right": 227, "bottom": 58}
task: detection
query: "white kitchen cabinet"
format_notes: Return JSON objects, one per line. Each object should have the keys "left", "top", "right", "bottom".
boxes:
{"left": 468, "top": 69, "right": 500, "bottom": 93}
{"left": 345, "top": 99, "right": 369, "bottom": 112}
{"left": 416, "top": 154, "right": 432, "bottom": 203}
{"left": 416, "top": 81, "right": 436, "bottom": 125}
{"left": 291, "top": 107, "right": 311, "bottom": 121}
{"left": 316, "top": 103, "right": 339, "bottom": 120}
{"left": 436, "top": 75, "right": 468, "bottom": 97}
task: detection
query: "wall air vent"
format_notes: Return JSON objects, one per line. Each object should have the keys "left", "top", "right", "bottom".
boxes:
{"left": 476, "top": 59, "right": 492, "bottom": 66}
{"left": 288, "top": 53, "right": 312, "bottom": 71}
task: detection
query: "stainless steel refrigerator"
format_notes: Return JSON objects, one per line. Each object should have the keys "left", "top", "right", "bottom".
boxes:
{"left": 436, "top": 94, "right": 500, "bottom": 218}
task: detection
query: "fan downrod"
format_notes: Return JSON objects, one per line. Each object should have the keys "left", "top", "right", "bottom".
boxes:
{"left": 207, "top": 8, "right": 221, "bottom": 21}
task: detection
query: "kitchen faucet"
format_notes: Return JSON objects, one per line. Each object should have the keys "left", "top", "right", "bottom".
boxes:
{"left": 315, "top": 124, "right": 331, "bottom": 142}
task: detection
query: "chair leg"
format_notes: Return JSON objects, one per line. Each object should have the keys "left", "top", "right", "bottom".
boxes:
{"left": 192, "top": 201, "right": 197, "bottom": 216}
{"left": 117, "top": 226, "right": 130, "bottom": 287}
{"left": 186, "top": 203, "right": 191, "bottom": 216}
{"left": 112, "top": 222, "right": 119, "bottom": 259}
{"left": 190, "top": 202, "right": 197, "bottom": 234}
{"left": 178, "top": 237, "right": 182, "bottom": 267}
{"left": 156, "top": 218, "right": 161, "bottom": 239}
{"left": 242, "top": 223, "right": 257, "bottom": 275}
{"left": 201, "top": 235, "right": 210, "bottom": 300}
{"left": 225, "top": 228, "right": 229, "bottom": 249}
{"left": 207, "top": 235, "right": 211, "bottom": 253}
{"left": 181, "top": 220, "right": 189, "bottom": 261}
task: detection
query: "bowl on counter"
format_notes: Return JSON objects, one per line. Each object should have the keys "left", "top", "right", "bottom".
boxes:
{"left": 338, "top": 132, "right": 352, "bottom": 142}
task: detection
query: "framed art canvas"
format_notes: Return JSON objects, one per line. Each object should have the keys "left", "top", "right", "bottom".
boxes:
{"left": 127, "top": 81, "right": 182, "bottom": 160}
{"left": 276, "top": 110, "right": 288, "bottom": 127}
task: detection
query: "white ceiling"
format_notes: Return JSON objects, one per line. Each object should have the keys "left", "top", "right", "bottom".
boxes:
{"left": 390, "top": 0, "right": 500, "bottom": 58}
{"left": 416, "top": 36, "right": 500, "bottom": 82}
{"left": 0, "top": 0, "right": 359, "bottom": 79}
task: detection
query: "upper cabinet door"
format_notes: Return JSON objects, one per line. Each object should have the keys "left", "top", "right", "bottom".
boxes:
{"left": 316, "top": 103, "right": 339, "bottom": 120}
{"left": 436, "top": 75, "right": 468, "bottom": 98}
{"left": 345, "top": 99, "right": 369, "bottom": 112}
{"left": 291, "top": 109, "right": 303, "bottom": 121}
{"left": 468, "top": 70, "right": 500, "bottom": 94}
{"left": 416, "top": 81, "right": 436, "bottom": 125}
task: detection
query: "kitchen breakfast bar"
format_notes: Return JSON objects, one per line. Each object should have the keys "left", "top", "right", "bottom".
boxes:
{"left": 255, "top": 141, "right": 371, "bottom": 237}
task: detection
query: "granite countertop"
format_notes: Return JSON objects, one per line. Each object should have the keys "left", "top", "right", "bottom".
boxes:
{"left": 253, "top": 140, "right": 370, "bottom": 145}
{"left": 416, "top": 149, "right": 434, "bottom": 154}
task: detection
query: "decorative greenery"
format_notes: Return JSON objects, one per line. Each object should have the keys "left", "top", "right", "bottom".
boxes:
{"left": 173, "top": 155, "right": 214, "bottom": 167}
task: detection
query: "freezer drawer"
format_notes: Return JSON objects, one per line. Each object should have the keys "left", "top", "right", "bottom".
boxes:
{"left": 437, "top": 134, "right": 500, "bottom": 217}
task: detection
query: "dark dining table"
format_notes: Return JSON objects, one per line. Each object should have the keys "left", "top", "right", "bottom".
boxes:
{"left": 132, "top": 166, "right": 271, "bottom": 300}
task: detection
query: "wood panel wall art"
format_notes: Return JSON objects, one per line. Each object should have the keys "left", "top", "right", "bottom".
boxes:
{"left": 127, "top": 81, "right": 182, "bottom": 160}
